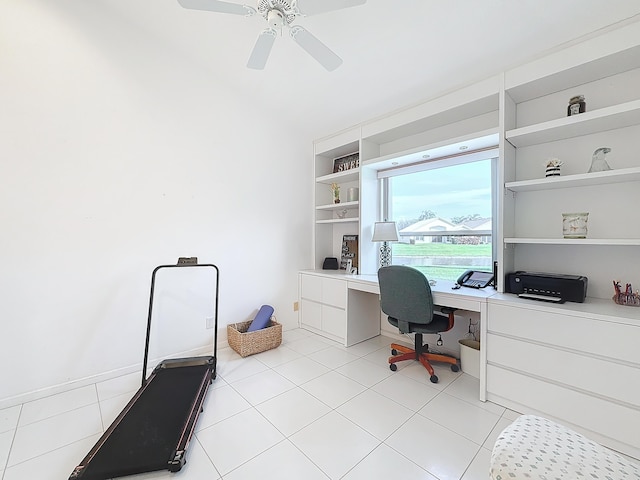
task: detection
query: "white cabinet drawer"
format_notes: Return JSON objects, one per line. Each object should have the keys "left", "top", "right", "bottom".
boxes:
{"left": 300, "top": 274, "right": 346, "bottom": 308}
{"left": 487, "top": 333, "right": 640, "bottom": 406}
{"left": 322, "top": 278, "right": 346, "bottom": 308}
{"left": 487, "top": 303, "right": 640, "bottom": 365}
{"left": 323, "top": 304, "right": 346, "bottom": 338}
{"left": 299, "top": 274, "right": 347, "bottom": 343}
{"left": 487, "top": 365, "right": 640, "bottom": 450}
{"left": 300, "top": 274, "right": 323, "bottom": 302}
{"left": 300, "top": 299, "right": 322, "bottom": 330}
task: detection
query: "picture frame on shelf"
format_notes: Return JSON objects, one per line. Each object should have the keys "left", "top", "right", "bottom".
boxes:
{"left": 333, "top": 152, "right": 360, "bottom": 173}
{"left": 340, "top": 235, "right": 358, "bottom": 270}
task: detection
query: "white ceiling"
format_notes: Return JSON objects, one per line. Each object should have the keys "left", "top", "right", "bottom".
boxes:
{"left": 95, "top": 0, "right": 640, "bottom": 139}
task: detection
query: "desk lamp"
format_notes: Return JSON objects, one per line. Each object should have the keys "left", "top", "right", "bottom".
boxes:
{"left": 372, "top": 221, "right": 399, "bottom": 269}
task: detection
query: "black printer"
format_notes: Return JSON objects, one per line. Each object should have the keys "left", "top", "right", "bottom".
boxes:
{"left": 505, "top": 271, "right": 588, "bottom": 303}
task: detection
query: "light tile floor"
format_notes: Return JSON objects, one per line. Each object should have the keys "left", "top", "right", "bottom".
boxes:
{"left": 0, "top": 329, "right": 524, "bottom": 480}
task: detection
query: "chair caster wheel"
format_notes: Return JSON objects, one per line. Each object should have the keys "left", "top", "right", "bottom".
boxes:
{"left": 390, "top": 363, "right": 397, "bottom": 371}
{"left": 451, "top": 364, "right": 459, "bottom": 372}
{"left": 430, "top": 375, "right": 438, "bottom": 383}
{"left": 391, "top": 349, "right": 398, "bottom": 355}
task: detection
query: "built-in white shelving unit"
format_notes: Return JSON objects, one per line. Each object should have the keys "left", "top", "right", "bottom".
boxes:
{"left": 489, "top": 21, "right": 640, "bottom": 459}
{"left": 308, "top": 20, "right": 640, "bottom": 460}
{"left": 312, "top": 129, "right": 361, "bottom": 272}
{"left": 498, "top": 20, "right": 640, "bottom": 302}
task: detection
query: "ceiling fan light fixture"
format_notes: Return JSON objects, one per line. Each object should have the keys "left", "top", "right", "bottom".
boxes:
{"left": 267, "top": 9, "right": 285, "bottom": 29}
{"left": 257, "top": 0, "right": 297, "bottom": 24}
{"left": 178, "top": 0, "right": 366, "bottom": 70}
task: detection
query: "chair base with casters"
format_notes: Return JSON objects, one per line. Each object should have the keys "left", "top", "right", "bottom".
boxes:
{"left": 378, "top": 265, "right": 460, "bottom": 384}
{"left": 388, "top": 308, "right": 459, "bottom": 383}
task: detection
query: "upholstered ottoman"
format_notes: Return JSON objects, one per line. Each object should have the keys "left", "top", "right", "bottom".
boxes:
{"left": 490, "top": 415, "right": 640, "bottom": 480}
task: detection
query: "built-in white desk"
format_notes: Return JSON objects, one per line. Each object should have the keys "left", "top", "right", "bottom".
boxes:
{"left": 298, "top": 270, "right": 496, "bottom": 400}
{"left": 298, "top": 270, "right": 640, "bottom": 457}
{"left": 344, "top": 272, "right": 494, "bottom": 312}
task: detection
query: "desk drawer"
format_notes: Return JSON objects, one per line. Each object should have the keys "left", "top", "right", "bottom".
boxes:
{"left": 323, "top": 304, "right": 346, "bottom": 338}
{"left": 300, "top": 274, "right": 322, "bottom": 302}
{"left": 322, "top": 278, "right": 346, "bottom": 308}
{"left": 348, "top": 280, "right": 379, "bottom": 295}
{"left": 487, "top": 333, "right": 640, "bottom": 406}
{"left": 300, "top": 274, "right": 346, "bottom": 308}
{"left": 487, "top": 303, "right": 640, "bottom": 365}
{"left": 487, "top": 365, "right": 640, "bottom": 450}
{"left": 300, "top": 299, "right": 321, "bottom": 330}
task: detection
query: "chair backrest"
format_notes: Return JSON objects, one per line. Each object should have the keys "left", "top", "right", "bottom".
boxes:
{"left": 378, "top": 265, "right": 435, "bottom": 327}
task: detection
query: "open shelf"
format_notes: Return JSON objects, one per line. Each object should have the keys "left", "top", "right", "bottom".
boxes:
{"left": 505, "top": 166, "right": 640, "bottom": 192}
{"left": 316, "top": 217, "right": 360, "bottom": 225}
{"left": 504, "top": 238, "right": 640, "bottom": 246}
{"left": 505, "top": 99, "right": 640, "bottom": 147}
{"left": 316, "top": 201, "right": 359, "bottom": 211}
{"left": 316, "top": 168, "right": 359, "bottom": 184}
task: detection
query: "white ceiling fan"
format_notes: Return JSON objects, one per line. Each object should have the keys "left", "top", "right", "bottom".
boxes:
{"left": 177, "top": 0, "right": 366, "bottom": 71}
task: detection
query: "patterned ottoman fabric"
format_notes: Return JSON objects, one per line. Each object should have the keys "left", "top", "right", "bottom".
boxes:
{"left": 490, "top": 415, "right": 640, "bottom": 480}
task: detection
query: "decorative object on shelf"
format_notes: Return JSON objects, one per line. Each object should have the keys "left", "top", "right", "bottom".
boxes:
{"left": 336, "top": 209, "right": 347, "bottom": 219}
{"left": 544, "top": 157, "right": 563, "bottom": 177}
{"left": 562, "top": 212, "right": 589, "bottom": 238}
{"left": 588, "top": 147, "right": 612, "bottom": 173}
{"left": 347, "top": 187, "right": 359, "bottom": 202}
{"left": 340, "top": 235, "right": 358, "bottom": 270}
{"left": 344, "top": 259, "right": 356, "bottom": 274}
{"left": 612, "top": 280, "right": 640, "bottom": 306}
{"left": 372, "top": 221, "right": 399, "bottom": 268}
{"left": 333, "top": 152, "right": 359, "bottom": 173}
{"left": 567, "top": 95, "right": 586, "bottom": 116}
{"left": 330, "top": 182, "right": 340, "bottom": 203}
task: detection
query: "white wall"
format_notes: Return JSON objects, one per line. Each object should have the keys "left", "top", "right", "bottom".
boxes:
{"left": 0, "top": 1, "right": 313, "bottom": 407}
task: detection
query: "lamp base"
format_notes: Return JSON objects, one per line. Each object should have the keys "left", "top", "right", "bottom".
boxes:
{"left": 379, "top": 242, "right": 392, "bottom": 268}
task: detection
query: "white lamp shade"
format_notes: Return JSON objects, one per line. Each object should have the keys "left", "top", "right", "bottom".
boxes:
{"left": 372, "top": 221, "right": 399, "bottom": 242}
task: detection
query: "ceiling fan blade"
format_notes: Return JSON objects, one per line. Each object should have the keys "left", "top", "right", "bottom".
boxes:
{"left": 296, "top": 0, "right": 366, "bottom": 16}
{"left": 290, "top": 26, "right": 342, "bottom": 71}
{"left": 177, "top": 0, "right": 255, "bottom": 15}
{"left": 247, "top": 29, "right": 277, "bottom": 70}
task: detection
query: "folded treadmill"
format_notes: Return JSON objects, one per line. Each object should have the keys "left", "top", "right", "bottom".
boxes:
{"left": 69, "top": 259, "right": 219, "bottom": 479}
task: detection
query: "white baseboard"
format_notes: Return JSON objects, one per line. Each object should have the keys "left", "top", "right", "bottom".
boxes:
{"left": 0, "top": 331, "right": 230, "bottom": 410}
{"left": 0, "top": 362, "right": 143, "bottom": 411}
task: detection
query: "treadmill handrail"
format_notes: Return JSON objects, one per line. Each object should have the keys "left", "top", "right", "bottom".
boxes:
{"left": 142, "top": 262, "right": 220, "bottom": 387}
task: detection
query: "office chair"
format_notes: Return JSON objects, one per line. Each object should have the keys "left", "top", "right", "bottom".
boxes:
{"left": 378, "top": 265, "right": 459, "bottom": 383}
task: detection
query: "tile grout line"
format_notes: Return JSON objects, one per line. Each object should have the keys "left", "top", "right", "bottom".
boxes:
{"left": 2, "top": 405, "right": 22, "bottom": 474}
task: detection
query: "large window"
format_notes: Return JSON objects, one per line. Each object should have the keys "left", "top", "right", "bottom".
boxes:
{"left": 384, "top": 156, "right": 495, "bottom": 281}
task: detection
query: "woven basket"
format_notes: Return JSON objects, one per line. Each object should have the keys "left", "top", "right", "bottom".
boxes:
{"left": 227, "top": 318, "right": 282, "bottom": 357}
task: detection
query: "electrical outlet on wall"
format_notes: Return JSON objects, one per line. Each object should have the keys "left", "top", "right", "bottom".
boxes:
{"left": 205, "top": 316, "right": 214, "bottom": 329}
{"left": 293, "top": 302, "right": 299, "bottom": 311}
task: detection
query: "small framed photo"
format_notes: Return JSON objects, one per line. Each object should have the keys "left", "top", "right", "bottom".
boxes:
{"left": 333, "top": 152, "right": 360, "bottom": 173}
{"left": 340, "top": 235, "right": 358, "bottom": 270}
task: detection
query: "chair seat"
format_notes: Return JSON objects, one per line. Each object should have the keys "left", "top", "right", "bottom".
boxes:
{"left": 388, "top": 312, "right": 450, "bottom": 334}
